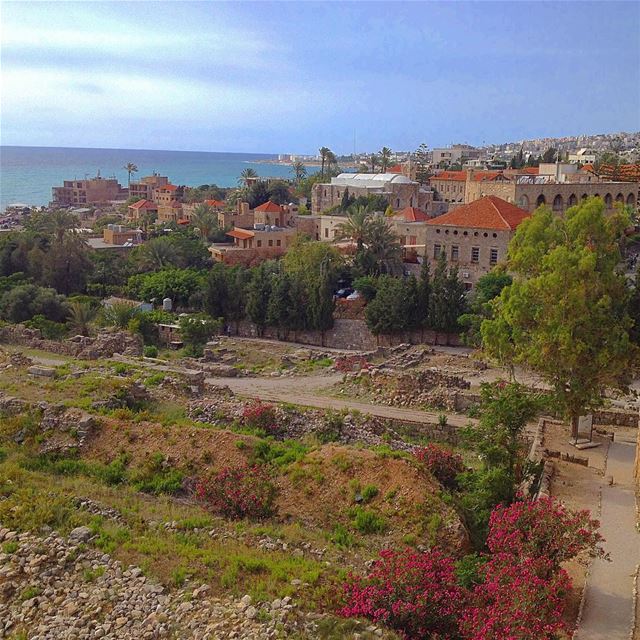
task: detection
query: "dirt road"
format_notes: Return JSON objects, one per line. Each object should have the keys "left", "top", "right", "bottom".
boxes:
{"left": 205, "top": 373, "right": 474, "bottom": 427}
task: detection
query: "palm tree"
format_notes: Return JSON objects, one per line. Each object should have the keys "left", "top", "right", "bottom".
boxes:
{"left": 369, "top": 154, "right": 378, "bottom": 173}
{"left": 139, "top": 210, "right": 157, "bottom": 236}
{"left": 134, "top": 236, "right": 179, "bottom": 270}
{"left": 190, "top": 204, "right": 219, "bottom": 242}
{"left": 334, "top": 205, "right": 371, "bottom": 251}
{"left": 238, "top": 168, "right": 258, "bottom": 187}
{"left": 379, "top": 147, "right": 393, "bottom": 172}
{"left": 365, "top": 215, "right": 402, "bottom": 274}
{"left": 67, "top": 301, "right": 97, "bottom": 336}
{"left": 123, "top": 162, "right": 138, "bottom": 187}
{"left": 103, "top": 301, "right": 139, "bottom": 329}
{"left": 319, "top": 147, "right": 331, "bottom": 178}
{"left": 291, "top": 160, "right": 307, "bottom": 183}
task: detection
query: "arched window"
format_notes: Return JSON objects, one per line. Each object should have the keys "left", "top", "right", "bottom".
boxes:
{"left": 519, "top": 195, "right": 529, "bottom": 209}
{"left": 616, "top": 193, "right": 625, "bottom": 203}
{"left": 627, "top": 193, "right": 636, "bottom": 207}
{"left": 536, "top": 194, "right": 546, "bottom": 207}
{"left": 581, "top": 194, "right": 588, "bottom": 201}
{"left": 568, "top": 193, "right": 577, "bottom": 207}
{"left": 552, "top": 194, "right": 563, "bottom": 212}
{"left": 604, "top": 194, "right": 613, "bottom": 209}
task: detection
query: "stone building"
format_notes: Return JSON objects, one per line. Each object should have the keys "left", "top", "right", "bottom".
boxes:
{"left": 126, "top": 199, "right": 158, "bottom": 223}
{"left": 208, "top": 226, "right": 297, "bottom": 266}
{"left": 422, "top": 196, "right": 530, "bottom": 289}
{"left": 311, "top": 173, "right": 432, "bottom": 214}
{"left": 128, "top": 175, "right": 169, "bottom": 201}
{"left": 102, "top": 224, "right": 142, "bottom": 246}
{"left": 52, "top": 176, "right": 124, "bottom": 206}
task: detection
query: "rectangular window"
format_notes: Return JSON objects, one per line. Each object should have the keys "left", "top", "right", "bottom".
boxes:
{"left": 490, "top": 248, "right": 498, "bottom": 265}
{"left": 276, "top": 239, "right": 281, "bottom": 246}
{"left": 324, "top": 228, "right": 329, "bottom": 238}
{"left": 434, "top": 243, "right": 441, "bottom": 258}
{"left": 409, "top": 235, "right": 417, "bottom": 245}
{"left": 257, "top": 240, "right": 262, "bottom": 247}
{"left": 451, "top": 245, "right": 459, "bottom": 261}
{"left": 471, "top": 246, "right": 480, "bottom": 263}
{"left": 268, "top": 239, "right": 273, "bottom": 247}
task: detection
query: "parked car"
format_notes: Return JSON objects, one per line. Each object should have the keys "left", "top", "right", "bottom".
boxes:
{"left": 335, "top": 287, "right": 354, "bottom": 299}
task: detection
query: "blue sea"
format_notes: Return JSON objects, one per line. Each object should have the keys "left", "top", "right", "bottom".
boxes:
{"left": 0, "top": 146, "right": 318, "bottom": 211}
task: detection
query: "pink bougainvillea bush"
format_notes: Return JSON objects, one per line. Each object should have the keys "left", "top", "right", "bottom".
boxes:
{"left": 341, "top": 496, "right": 606, "bottom": 640}
{"left": 414, "top": 443, "right": 465, "bottom": 489}
{"left": 242, "top": 399, "right": 279, "bottom": 435}
{"left": 195, "top": 465, "right": 277, "bottom": 519}
{"left": 461, "top": 553, "right": 572, "bottom": 640}
{"left": 486, "top": 495, "right": 606, "bottom": 570}
{"left": 340, "top": 548, "right": 464, "bottom": 639}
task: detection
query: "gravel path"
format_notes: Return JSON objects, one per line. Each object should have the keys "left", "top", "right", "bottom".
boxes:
{"left": 574, "top": 438, "right": 640, "bottom": 640}
{"left": 205, "top": 374, "right": 475, "bottom": 427}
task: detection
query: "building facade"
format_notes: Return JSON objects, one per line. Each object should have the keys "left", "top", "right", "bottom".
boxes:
{"left": 52, "top": 176, "right": 124, "bottom": 206}
{"left": 128, "top": 175, "right": 169, "bottom": 201}
{"left": 422, "top": 196, "right": 530, "bottom": 288}
{"left": 311, "top": 173, "right": 432, "bottom": 214}
{"left": 209, "top": 227, "right": 296, "bottom": 266}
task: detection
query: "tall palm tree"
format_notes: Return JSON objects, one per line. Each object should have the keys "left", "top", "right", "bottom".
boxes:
{"left": 123, "top": 162, "right": 138, "bottom": 187}
{"left": 379, "top": 147, "right": 393, "bottom": 172}
{"left": 190, "top": 204, "right": 218, "bottom": 242}
{"left": 239, "top": 168, "right": 258, "bottom": 187}
{"left": 369, "top": 154, "right": 378, "bottom": 173}
{"left": 67, "top": 301, "right": 98, "bottom": 337}
{"left": 319, "top": 147, "right": 331, "bottom": 178}
{"left": 291, "top": 160, "right": 307, "bottom": 183}
{"left": 365, "top": 215, "right": 402, "bottom": 274}
{"left": 134, "top": 236, "right": 179, "bottom": 270}
{"left": 334, "top": 205, "right": 371, "bottom": 251}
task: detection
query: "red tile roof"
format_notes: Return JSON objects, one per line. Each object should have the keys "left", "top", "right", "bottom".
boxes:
{"left": 158, "top": 184, "right": 178, "bottom": 191}
{"left": 128, "top": 199, "right": 157, "bottom": 210}
{"left": 204, "top": 199, "right": 226, "bottom": 208}
{"left": 426, "top": 196, "right": 530, "bottom": 231}
{"left": 432, "top": 170, "right": 467, "bottom": 181}
{"left": 254, "top": 200, "right": 283, "bottom": 213}
{"left": 388, "top": 164, "right": 404, "bottom": 174}
{"left": 227, "top": 228, "right": 255, "bottom": 240}
{"left": 393, "top": 206, "right": 429, "bottom": 222}
{"left": 177, "top": 219, "right": 190, "bottom": 225}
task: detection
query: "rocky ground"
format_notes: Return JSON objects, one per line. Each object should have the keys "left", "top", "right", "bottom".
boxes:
{"left": 0, "top": 526, "right": 391, "bottom": 640}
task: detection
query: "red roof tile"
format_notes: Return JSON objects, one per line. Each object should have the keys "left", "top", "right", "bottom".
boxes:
{"left": 426, "top": 196, "right": 530, "bottom": 231}
{"left": 158, "top": 184, "right": 178, "bottom": 191}
{"left": 388, "top": 164, "right": 404, "bottom": 174}
{"left": 204, "top": 199, "right": 226, "bottom": 208}
{"left": 128, "top": 199, "right": 157, "bottom": 210}
{"left": 432, "top": 170, "right": 467, "bottom": 181}
{"left": 393, "top": 207, "right": 429, "bottom": 222}
{"left": 227, "top": 228, "right": 255, "bottom": 240}
{"left": 254, "top": 200, "right": 283, "bottom": 213}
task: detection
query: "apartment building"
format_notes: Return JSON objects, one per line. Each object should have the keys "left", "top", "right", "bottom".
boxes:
{"left": 52, "top": 176, "right": 124, "bottom": 206}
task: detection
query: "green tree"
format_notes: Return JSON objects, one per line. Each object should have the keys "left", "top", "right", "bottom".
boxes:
{"left": 41, "top": 232, "right": 94, "bottom": 295}
{"left": 319, "top": 147, "right": 331, "bottom": 178}
{"left": 429, "top": 253, "right": 467, "bottom": 334}
{"left": 308, "top": 268, "right": 335, "bottom": 337}
{"left": 247, "top": 181, "right": 271, "bottom": 209}
{"left": 283, "top": 236, "right": 342, "bottom": 291}
{"left": 267, "top": 180, "right": 291, "bottom": 205}
{"left": 369, "top": 153, "right": 378, "bottom": 173}
{"left": 541, "top": 147, "right": 558, "bottom": 164}
{"left": 365, "top": 216, "right": 402, "bottom": 275}
{"left": 379, "top": 147, "right": 393, "bottom": 172}
{"left": 364, "top": 275, "right": 413, "bottom": 335}
{"left": 246, "top": 262, "right": 275, "bottom": 336}
{"left": 238, "top": 168, "right": 258, "bottom": 187}
{"left": 190, "top": 204, "right": 220, "bottom": 242}
{"left": 267, "top": 273, "right": 294, "bottom": 337}
{"left": 415, "top": 143, "right": 431, "bottom": 184}
{"left": 481, "top": 199, "right": 635, "bottom": 440}
{"left": 179, "top": 314, "right": 221, "bottom": 356}
{"left": 103, "top": 301, "right": 140, "bottom": 329}
{"left": 416, "top": 259, "right": 432, "bottom": 328}
{"left": 0, "top": 284, "right": 68, "bottom": 323}
{"left": 127, "top": 268, "right": 206, "bottom": 308}
{"left": 67, "top": 301, "right": 98, "bottom": 336}
{"left": 291, "top": 161, "right": 306, "bottom": 183}
{"left": 123, "top": 162, "right": 138, "bottom": 187}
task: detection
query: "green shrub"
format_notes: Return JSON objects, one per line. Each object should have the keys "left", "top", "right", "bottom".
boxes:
{"left": 2, "top": 541, "right": 18, "bottom": 554}
{"left": 143, "top": 345, "right": 159, "bottom": 358}
{"left": 24, "top": 314, "right": 68, "bottom": 340}
{"left": 352, "top": 508, "right": 386, "bottom": 535}
{"left": 129, "top": 452, "right": 184, "bottom": 495}
{"left": 145, "top": 372, "right": 165, "bottom": 386}
{"left": 361, "top": 485, "right": 379, "bottom": 503}
{"left": 330, "top": 524, "right": 355, "bottom": 548}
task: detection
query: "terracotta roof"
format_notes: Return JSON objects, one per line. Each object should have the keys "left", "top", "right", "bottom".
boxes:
{"left": 582, "top": 163, "right": 640, "bottom": 182}
{"left": 158, "top": 184, "right": 178, "bottom": 191}
{"left": 518, "top": 167, "right": 539, "bottom": 175}
{"left": 227, "top": 228, "right": 255, "bottom": 240}
{"left": 426, "top": 196, "right": 530, "bottom": 231}
{"left": 393, "top": 206, "right": 429, "bottom": 222}
{"left": 388, "top": 164, "right": 404, "bottom": 174}
{"left": 254, "top": 200, "right": 283, "bottom": 213}
{"left": 204, "top": 199, "right": 226, "bottom": 208}
{"left": 432, "top": 171, "right": 467, "bottom": 181}
{"left": 177, "top": 219, "right": 190, "bottom": 225}
{"left": 128, "top": 199, "right": 157, "bottom": 210}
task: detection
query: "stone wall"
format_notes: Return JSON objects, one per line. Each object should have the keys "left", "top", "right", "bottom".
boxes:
{"left": 592, "top": 409, "right": 638, "bottom": 428}
{"left": 232, "top": 319, "right": 461, "bottom": 351}
{"left": 0, "top": 325, "right": 143, "bottom": 359}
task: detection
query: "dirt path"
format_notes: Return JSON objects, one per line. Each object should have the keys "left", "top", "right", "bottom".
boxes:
{"left": 205, "top": 373, "right": 474, "bottom": 427}
{"left": 574, "top": 437, "right": 640, "bottom": 640}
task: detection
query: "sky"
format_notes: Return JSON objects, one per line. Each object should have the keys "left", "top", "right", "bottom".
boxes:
{"left": 1, "top": 1, "right": 639, "bottom": 155}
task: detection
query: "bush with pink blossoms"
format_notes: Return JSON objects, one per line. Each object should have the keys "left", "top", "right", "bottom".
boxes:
{"left": 242, "top": 399, "right": 279, "bottom": 435}
{"left": 487, "top": 495, "right": 606, "bottom": 570}
{"left": 461, "top": 553, "right": 572, "bottom": 640}
{"left": 195, "top": 464, "right": 277, "bottom": 519}
{"left": 414, "top": 443, "right": 465, "bottom": 489}
{"left": 340, "top": 548, "right": 464, "bottom": 639}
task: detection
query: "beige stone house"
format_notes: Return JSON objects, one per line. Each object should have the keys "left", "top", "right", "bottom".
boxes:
{"left": 52, "top": 176, "right": 124, "bottom": 206}
{"left": 209, "top": 227, "right": 297, "bottom": 266}
{"left": 422, "top": 196, "right": 530, "bottom": 289}
{"left": 127, "top": 199, "right": 158, "bottom": 223}
{"left": 128, "top": 175, "right": 169, "bottom": 201}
